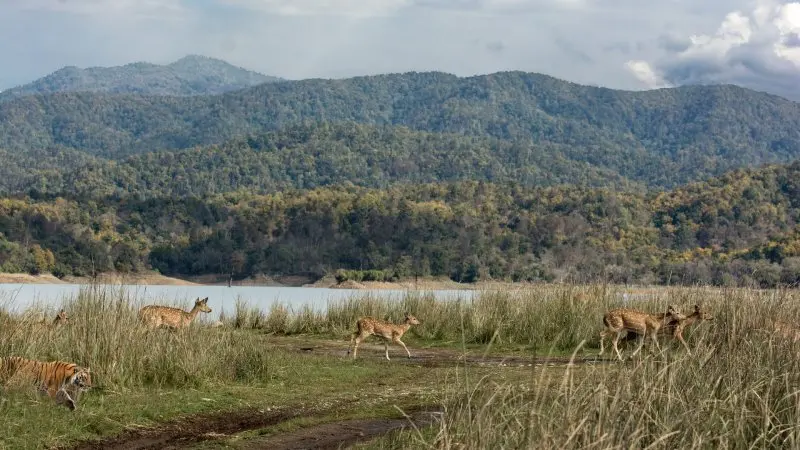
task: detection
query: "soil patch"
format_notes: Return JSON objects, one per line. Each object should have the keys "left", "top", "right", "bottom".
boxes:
{"left": 0, "top": 271, "right": 199, "bottom": 286}
{"left": 0, "top": 273, "right": 68, "bottom": 284}
{"left": 66, "top": 407, "right": 307, "bottom": 450}
{"left": 65, "top": 401, "right": 438, "bottom": 450}
{"left": 330, "top": 280, "right": 367, "bottom": 289}
{"left": 277, "top": 338, "right": 614, "bottom": 367}
{"left": 238, "top": 409, "right": 441, "bottom": 450}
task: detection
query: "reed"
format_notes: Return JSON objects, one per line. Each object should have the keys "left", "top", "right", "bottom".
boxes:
{"left": 366, "top": 286, "right": 800, "bottom": 449}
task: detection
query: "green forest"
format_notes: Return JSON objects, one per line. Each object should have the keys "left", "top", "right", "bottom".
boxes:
{"left": 0, "top": 161, "right": 798, "bottom": 287}
{"left": 2, "top": 66, "right": 800, "bottom": 287}
{"left": 2, "top": 72, "right": 800, "bottom": 187}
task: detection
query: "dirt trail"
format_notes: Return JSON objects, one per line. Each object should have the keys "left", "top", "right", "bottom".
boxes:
{"left": 67, "top": 407, "right": 304, "bottom": 450}
{"left": 65, "top": 342, "right": 609, "bottom": 450}
{"left": 66, "top": 403, "right": 438, "bottom": 450}
{"left": 237, "top": 409, "right": 441, "bottom": 450}
{"left": 285, "top": 338, "right": 614, "bottom": 368}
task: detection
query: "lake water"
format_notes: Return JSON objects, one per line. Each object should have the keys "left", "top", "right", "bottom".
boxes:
{"left": 0, "top": 284, "right": 480, "bottom": 321}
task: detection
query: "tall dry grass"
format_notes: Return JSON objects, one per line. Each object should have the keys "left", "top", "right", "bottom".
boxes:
{"left": 230, "top": 283, "right": 727, "bottom": 351}
{"left": 369, "top": 286, "right": 800, "bottom": 449}
{"left": 4, "top": 282, "right": 800, "bottom": 448}
{"left": 0, "top": 286, "right": 299, "bottom": 390}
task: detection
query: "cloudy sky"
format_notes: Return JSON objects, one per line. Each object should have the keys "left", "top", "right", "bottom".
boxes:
{"left": 1, "top": 0, "right": 799, "bottom": 100}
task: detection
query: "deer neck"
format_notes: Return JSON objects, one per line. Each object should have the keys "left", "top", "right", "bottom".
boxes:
{"left": 683, "top": 313, "right": 700, "bottom": 326}
{"left": 399, "top": 322, "right": 413, "bottom": 333}
{"left": 184, "top": 305, "right": 203, "bottom": 323}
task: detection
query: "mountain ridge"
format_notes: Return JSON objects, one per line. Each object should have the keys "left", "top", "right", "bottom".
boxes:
{"left": 0, "top": 70, "right": 799, "bottom": 188}
{"left": 0, "top": 55, "right": 281, "bottom": 101}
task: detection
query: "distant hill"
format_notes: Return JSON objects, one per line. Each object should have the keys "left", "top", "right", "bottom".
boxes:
{"left": 0, "top": 55, "right": 280, "bottom": 101}
{"left": 0, "top": 123, "right": 640, "bottom": 198}
{"left": 0, "top": 71, "right": 799, "bottom": 188}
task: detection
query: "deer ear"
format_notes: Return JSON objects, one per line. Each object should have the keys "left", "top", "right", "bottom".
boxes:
{"left": 694, "top": 304, "right": 701, "bottom": 312}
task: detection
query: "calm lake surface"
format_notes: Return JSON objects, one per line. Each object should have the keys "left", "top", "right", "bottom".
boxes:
{"left": 0, "top": 284, "right": 480, "bottom": 321}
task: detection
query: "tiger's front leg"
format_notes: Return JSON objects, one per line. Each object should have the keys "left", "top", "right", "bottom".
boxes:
{"left": 54, "top": 388, "right": 76, "bottom": 410}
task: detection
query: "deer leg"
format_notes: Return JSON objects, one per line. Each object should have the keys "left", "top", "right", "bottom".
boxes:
{"left": 351, "top": 335, "right": 363, "bottom": 359}
{"left": 384, "top": 340, "right": 391, "bottom": 361}
{"left": 675, "top": 328, "right": 691, "bottom": 354}
{"left": 599, "top": 330, "right": 607, "bottom": 356}
{"left": 612, "top": 331, "right": 624, "bottom": 361}
{"left": 394, "top": 338, "right": 412, "bottom": 359}
{"left": 347, "top": 332, "right": 357, "bottom": 356}
{"left": 630, "top": 329, "right": 647, "bottom": 357}
{"left": 649, "top": 329, "right": 662, "bottom": 354}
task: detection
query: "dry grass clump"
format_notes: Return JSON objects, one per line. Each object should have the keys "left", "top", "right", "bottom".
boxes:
{"left": 0, "top": 286, "right": 302, "bottom": 390}
{"left": 372, "top": 287, "right": 800, "bottom": 449}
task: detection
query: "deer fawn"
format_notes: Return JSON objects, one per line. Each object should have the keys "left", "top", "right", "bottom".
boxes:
{"left": 599, "top": 305, "right": 686, "bottom": 361}
{"left": 52, "top": 309, "right": 69, "bottom": 326}
{"left": 621, "top": 304, "right": 714, "bottom": 354}
{"left": 773, "top": 320, "right": 800, "bottom": 342}
{"left": 139, "top": 297, "right": 212, "bottom": 330}
{"left": 347, "top": 313, "right": 421, "bottom": 360}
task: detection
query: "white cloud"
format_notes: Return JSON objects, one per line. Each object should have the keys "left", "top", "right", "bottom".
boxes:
{"left": 773, "top": 2, "right": 800, "bottom": 65}
{"left": 627, "top": 0, "right": 800, "bottom": 100}
{"left": 624, "top": 61, "right": 671, "bottom": 88}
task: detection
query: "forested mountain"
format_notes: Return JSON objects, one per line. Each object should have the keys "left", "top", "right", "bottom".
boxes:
{"left": 0, "top": 71, "right": 798, "bottom": 187}
{"left": 1, "top": 161, "right": 798, "bottom": 288}
{"left": 2, "top": 66, "right": 800, "bottom": 287}
{"left": 0, "top": 55, "right": 280, "bottom": 101}
{"left": 0, "top": 123, "right": 639, "bottom": 197}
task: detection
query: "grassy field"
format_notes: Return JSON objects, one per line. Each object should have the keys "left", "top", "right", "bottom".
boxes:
{"left": 0, "top": 284, "right": 798, "bottom": 448}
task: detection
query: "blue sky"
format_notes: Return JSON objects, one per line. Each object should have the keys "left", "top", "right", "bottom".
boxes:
{"left": 1, "top": 0, "right": 799, "bottom": 100}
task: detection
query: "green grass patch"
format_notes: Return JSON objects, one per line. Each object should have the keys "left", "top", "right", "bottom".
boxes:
{"left": 2, "top": 284, "right": 800, "bottom": 448}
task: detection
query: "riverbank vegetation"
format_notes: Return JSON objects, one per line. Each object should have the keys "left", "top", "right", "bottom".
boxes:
{"left": 0, "top": 284, "right": 798, "bottom": 448}
{"left": 0, "top": 160, "right": 799, "bottom": 287}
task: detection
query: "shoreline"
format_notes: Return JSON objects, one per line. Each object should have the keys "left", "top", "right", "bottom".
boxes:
{"left": 0, "top": 271, "right": 526, "bottom": 290}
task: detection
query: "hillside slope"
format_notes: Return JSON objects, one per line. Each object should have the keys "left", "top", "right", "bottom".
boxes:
{"left": 0, "top": 71, "right": 798, "bottom": 187}
{"left": 1, "top": 161, "right": 798, "bottom": 287}
{"left": 0, "top": 123, "right": 640, "bottom": 197}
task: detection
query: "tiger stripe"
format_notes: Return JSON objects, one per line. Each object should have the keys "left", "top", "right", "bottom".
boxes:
{"left": 0, "top": 356, "right": 92, "bottom": 410}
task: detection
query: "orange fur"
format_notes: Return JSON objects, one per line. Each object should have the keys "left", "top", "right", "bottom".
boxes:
{"left": 0, "top": 356, "right": 92, "bottom": 410}
{"left": 599, "top": 305, "right": 686, "bottom": 361}
{"left": 139, "top": 297, "right": 212, "bottom": 330}
{"left": 347, "top": 313, "right": 421, "bottom": 360}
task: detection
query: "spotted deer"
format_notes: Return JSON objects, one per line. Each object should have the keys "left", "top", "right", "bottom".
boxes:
{"left": 621, "top": 304, "right": 714, "bottom": 354}
{"left": 138, "top": 297, "right": 212, "bottom": 330}
{"left": 773, "top": 320, "right": 800, "bottom": 342}
{"left": 52, "top": 309, "right": 69, "bottom": 326}
{"left": 599, "top": 305, "right": 686, "bottom": 361}
{"left": 347, "top": 313, "right": 421, "bottom": 360}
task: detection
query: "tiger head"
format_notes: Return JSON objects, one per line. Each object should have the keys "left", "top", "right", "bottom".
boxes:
{"left": 68, "top": 366, "right": 92, "bottom": 391}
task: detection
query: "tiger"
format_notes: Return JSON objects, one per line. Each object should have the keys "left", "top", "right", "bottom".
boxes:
{"left": 0, "top": 356, "right": 92, "bottom": 410}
